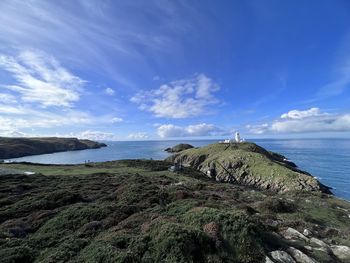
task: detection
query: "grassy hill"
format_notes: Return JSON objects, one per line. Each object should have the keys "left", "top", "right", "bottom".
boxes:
{"left": 166, "top": 142, "right": 331, "bottom": 193}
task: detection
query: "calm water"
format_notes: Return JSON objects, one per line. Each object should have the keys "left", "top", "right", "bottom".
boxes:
{"left": 8, "top": 139, "right": 350, "bottom": 200}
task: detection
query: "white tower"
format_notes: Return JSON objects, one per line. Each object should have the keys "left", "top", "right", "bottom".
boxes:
{"left": 235, "top": 131, "right": 241, "bottom": 143}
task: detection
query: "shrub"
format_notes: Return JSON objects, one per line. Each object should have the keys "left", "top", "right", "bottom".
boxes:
{"left": 259, "top": 197, "right": 297, "bottom": 213}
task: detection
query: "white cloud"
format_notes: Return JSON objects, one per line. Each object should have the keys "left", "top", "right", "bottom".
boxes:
{"left": 0, "top": 128, "right": 119, "bottom": 141}
{"left": 0, "top": 50, "right": 84, "bottom": 107}
{"left": 247, "top": 108, "right": 350, "bottom": 134}
{"left": 0, "top": 109, "right": 92, "bottom": 132}
{"left": 0, "top": 50, "right": 119, "bottom": 137}
{"left": 245, "top": 123, "right": 269, "bottom": 134}
{"left": 157, "top": 123, "right": 225, "bottom": 138}
{"left": 73, "top": 130, "right": 118, "bottom": 141}
{"left": 157, "top": 125, "right": 186, "bottom": 138}
{"left": 128, "top": 132, "right": 149, "bottom": 140}
{"left": 280, "top": 107, "right": 324, "bottom": 119}
{"left": 131, "top": 74, "right": 220, "bottom": 118}
{"left": 0, "top": 129, "right": 29, "bottom": 137}
{"left": 104, "top": 87, "right": 115, "bottom": 96}
{"left": 111, "top": 117, "right": 123, "bottom": 123}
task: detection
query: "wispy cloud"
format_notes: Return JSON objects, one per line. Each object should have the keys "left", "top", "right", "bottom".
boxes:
{"left": 247, "top": 108, "right": 350, "bottom": 134}
{"left": 317, "top": 57, "right": 350, "bottom": 98}
{"left": 71, "top": 130, "right": 119, "bottom": 141}
{"left": 0, "top": 108, "right": 92, "bottom": 132}
{"left": 104, "top": 87, "right": 115, "bottom": 96}
{"left": 128, "top": 132, "right": 149, "bottom": 140}
{"left": 131, "top": 74, "right": 220, "bottom": 118}
{"left": 0, "top": 1, "right": 192, "bottom": 89}
{"left": 315, "top": 32, "right": 350, "bottom": 100}
{"left": 0, "top": 93, "right": 17, "bottom": 104}
{"left": 0, "top": 50, "right": 84, "bottom": 107}
{"left": 157, "top": 123, "right": 226, "bottom": 138}
{"left": 111, "top": 117, "right": 123, "bottom": 123}
{"left": 0, "top": 49, "right": 124, "bottom": 136}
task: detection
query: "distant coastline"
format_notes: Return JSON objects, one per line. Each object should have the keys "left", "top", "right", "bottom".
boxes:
{"left": 0, "top": 137, "right": 106, "bottom": 160}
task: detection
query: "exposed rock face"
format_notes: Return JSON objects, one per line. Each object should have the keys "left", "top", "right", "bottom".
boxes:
{"left": 283, "top": 227, "right": 309, "bottom": 242}
{"left": 165, "top": 143, "right": 194, "bottom": 153}
{"left": 269, "top": 250, "right": 296, "bottom": 263}
{"left": 331, "top": 245, "right": 350, "bottom": 262}
{"left": 265, "top": 256, "right": 275, "bottom": 263}
{"left": 0, "top": 137, "right": 107, "bottom": 159}
{"left": 166, "top": 142, "right": 332, "bottom": 194}
{"left": 286, "top": 247, "right": 318, "bottom": 263}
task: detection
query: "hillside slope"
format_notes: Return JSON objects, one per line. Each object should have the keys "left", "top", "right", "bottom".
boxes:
{"left": 0, "top": 137, "right": 107, "bottom": 159}
{"left": 0, "top": 160, "right": 349, "bottom": 263}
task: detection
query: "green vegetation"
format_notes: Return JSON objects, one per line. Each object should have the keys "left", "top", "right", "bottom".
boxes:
{"left": 0, "top": 159, "right": 349, "bottom": 262}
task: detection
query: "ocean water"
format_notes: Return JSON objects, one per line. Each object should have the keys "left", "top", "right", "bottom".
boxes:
{"left": 8, "top": 139, "right": 350, "bottom": 200}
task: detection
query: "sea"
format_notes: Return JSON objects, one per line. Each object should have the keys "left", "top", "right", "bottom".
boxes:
{"left": 7, "top": 139, "right": 350, "bottom": 201}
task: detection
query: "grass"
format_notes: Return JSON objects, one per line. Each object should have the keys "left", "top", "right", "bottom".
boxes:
{"left": 0, "top": 159, "right": 349, "bottom": 263}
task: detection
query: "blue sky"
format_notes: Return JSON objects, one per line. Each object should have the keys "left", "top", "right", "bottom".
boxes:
{"left": 0, "top": 0, "right": 350, "bottom": 140}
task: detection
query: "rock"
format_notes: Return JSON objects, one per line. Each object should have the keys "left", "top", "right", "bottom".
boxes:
{"left": 309, "top": 237, "right": 329, "bottom": 249}
{"left": 303, "top": 229, "right": 311, "bottom": 237}
{"left": 269, "top": 250, "right": 296, "bottom": 263}
{"left": 331, "top": 245, "right": 350, "bottom": 262}
{"left": 165, "top": 143, "right": 194, "bottom": 153}
{"left": 304, "top": 246, "right": 313, "bottom": 251}
{"left": 283, "top": 228, "right": 309, "bottom": 242}
{"left": 265, "top": 256, "right": 275, "bottom": 263}
{"left": 287, "top": 247, "right": 318, "bottom": 263}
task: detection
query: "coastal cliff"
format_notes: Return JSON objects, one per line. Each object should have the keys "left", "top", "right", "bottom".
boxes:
{"left": 0, "top": 137, "right": 107, "bottom": 159}
{"left": 166, "top": 142, "right": 332, "bottom": 194}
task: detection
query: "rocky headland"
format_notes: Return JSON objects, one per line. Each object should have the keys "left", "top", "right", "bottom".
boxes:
{"left": 166, "top": 142, "right": 332, "bottom": 194}
{"left": 0, "top": 137, "right": 107, "bottom": 159}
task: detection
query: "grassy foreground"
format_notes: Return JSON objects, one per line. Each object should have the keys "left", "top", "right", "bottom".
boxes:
{"left": 0, "top": 160, "right": 349, "bottom": 263}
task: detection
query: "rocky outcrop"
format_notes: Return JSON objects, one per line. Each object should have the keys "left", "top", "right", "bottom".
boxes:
{"left": 166, "top": 142, "right": 332, "bottom": 194}
{"left": 0, "top": 137, "right": 107, "bottom": 159}
{"left": 269, "top": 250, "right": 296, "bottom": 263}
{"left": 331, "top": 245, "right": 350, "bottom": 262}
{"left": 278, "top": 227, "right": 350, "bottom": 263}
{"left": 165, "top": 143, "right": 194, "bottom": 153}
